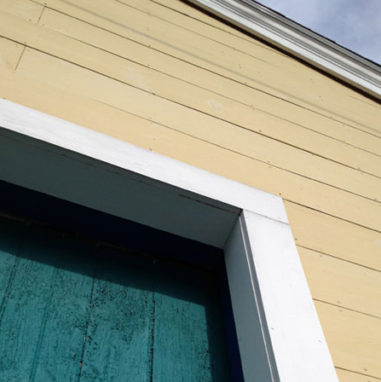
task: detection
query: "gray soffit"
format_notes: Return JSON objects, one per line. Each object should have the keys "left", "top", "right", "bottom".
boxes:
{"left": 189, "top": 0, "right": 381, "bottom": 99}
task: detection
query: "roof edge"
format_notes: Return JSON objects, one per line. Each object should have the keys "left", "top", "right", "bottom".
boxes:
{"left": 189, "top": 0, "right": 381, "bottom": 99}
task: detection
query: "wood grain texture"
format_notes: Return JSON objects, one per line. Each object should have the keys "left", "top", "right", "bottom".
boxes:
{"left": 1, "top": 67, "right": 380, "bottom": 271}
{"left": 11, "top": 48, "right": 381, "bottom": 231}
{"left": 2, "top": 9, "right": 375, "bottom": 201}
{"left": 78, "top": 248, "right": 153, "bottom": 382}
{"left": 0, "top": 217, "right": 231, "bottom": 381}
{"left": 0, "top": 0, "right": 43, "bottom": 23}
{"left": 299, "top": 246, "right": 381, "bottom": 318}
{"left": 153, "top": 261, "right": 230, "bottom": 381}
{"left": 30, "top": 238, "right": 94, "bottom": 382}
{"left": 0, "top": 224, "right": 61, "bottom": 381}
{"left": 153, "top": 0, "right": 257, "bottom": 42}
{"left": 40, "top": 5, "right": 381, "bottom": 159}
{"left": 336, "top": 368, "right": 381, "bottom": 382}
{"left": 316, "top": 301, "right": 381, "bottom": 379}
{"left": 27, "top": 7, "right": 381, "bottom": 175}
{"left": 0, "top": 37, "right": 24, "bottom": 70}
{"left": 286, "top": 201, "right": 381, "bottom": 271}
{"left": 38, "top": 6, "right": 381, "bottom": 159}
{"left": 29, "top": 0, "right": 381, "bottom": 134}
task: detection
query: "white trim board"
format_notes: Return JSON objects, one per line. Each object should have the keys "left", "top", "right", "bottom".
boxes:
{"left": 189, "top": 0, "right": 381, "bottom": 99}
{"left": 0, "top": 99, "right": 338, "bottom": 381}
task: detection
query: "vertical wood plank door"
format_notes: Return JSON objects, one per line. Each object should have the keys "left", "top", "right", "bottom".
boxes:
{"left": 0, "top": 216, "right": 231, "bottom": 381}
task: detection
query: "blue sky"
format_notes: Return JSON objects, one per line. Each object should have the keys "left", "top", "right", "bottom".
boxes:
{"left": 260, "top": 0, "right": 381, "bottom": 64}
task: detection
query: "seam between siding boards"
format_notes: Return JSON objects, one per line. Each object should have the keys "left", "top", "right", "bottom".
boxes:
{"left": 27, "top": 0, "right": 381, "bottom": 140}
{"left": 6, "top": 40, "right": 381, "bottom": 199}
{"left": 313, "top": 299, "right": 381, "bottom": 321}
{"left": 103, "top": 0, "right": 381, "bottom": 135}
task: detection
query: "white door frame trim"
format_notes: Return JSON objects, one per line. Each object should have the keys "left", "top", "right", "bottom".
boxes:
{"left": 0, "top": 99, "right": 338, "bottom": 381}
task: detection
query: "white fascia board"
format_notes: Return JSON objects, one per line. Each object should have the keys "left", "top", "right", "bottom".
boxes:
{"left": 0, "top": 99, "right": 287, "bottom": 224}
{"left": 189, "top": 0, "right": 381, "bottom": 99}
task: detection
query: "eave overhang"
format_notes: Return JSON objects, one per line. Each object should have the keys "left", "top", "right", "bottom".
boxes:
{"left": 189, "top": 0, "right": 381, "bottom": 99}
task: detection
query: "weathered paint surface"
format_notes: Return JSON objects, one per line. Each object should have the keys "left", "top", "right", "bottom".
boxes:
{"left": 0, "top": 0, "right": 380, "bottom": 380}
{"left": 0, "top": 217, "right": 230, "bottom": 381}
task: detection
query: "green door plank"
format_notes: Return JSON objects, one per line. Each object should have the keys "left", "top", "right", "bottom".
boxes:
{"left": 0, "top": 216, "right": 232, "bottom": 381}
{"left": 0, "top": 219, "right": 23, "bottom": 324}
{"left": 79, "top": 247, "right": 154, "bottom": 382}
{"left": 152, "top": 262, "right": 231, "bottom": 382}
{"left": 0, "top": 224, "right": 60, "bottom": 381}
{"left": 30, "top": 235, "right": 96, "bottom": 382}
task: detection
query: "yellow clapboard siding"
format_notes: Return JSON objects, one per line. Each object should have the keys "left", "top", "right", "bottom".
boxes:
{"left": 1, "top": 12, "right": 380, "bottom": 196}
{"left": 31, "top": 0, "right": 381, "bottom": 134}
{"left": 123, "top": 0, "right": 381, "bottom": 135}
{"left": 0, "top": 37, "right": 24, "bottom": 70}
{"left": 336, "top": 368, "right": 381, "bottom": 382}
{"left": 0, "top": 0, "right": 43, "bottom": 22}
{"left": 119, "top": 0, "right": 381, "bottom": 136}
{"left": 316, "top": 301, "right": 381, "bottom": 379}
{"left": 1, "top": 66, "right": 379, "bottom": 272}
{"left": 153, "top": 0, "right": 256, "bottom": 42}
{"left": 14, "top": 47, "right": 381, "bottom": 231}
{"left": 287, "top": 202, "right": 381, "bottom": 271}
{"left": 119, "top": 0, "right": 295, "bottom": 69}
{"left": 38, "top": 9, "right": 381, "bottom": 165}
{"left": 299, "top": 247, "right": 381, "bottom": 317}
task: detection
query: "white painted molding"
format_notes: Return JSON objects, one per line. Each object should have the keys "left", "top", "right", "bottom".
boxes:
{"left": 240, "top": 210, "right": 339, "bottom": 381}
{"left": 0, "top": 99, "right": 287, "bottom": 226}
{"left": 0, "top": 99, "right": 338, "bottom": 381}
{"left": 189, "top": 0, "right": 381, "bottom": 98}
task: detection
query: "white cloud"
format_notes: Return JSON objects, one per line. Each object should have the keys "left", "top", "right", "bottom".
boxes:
{"left": 260, "top": 0, "right": 381, "bottom": 63}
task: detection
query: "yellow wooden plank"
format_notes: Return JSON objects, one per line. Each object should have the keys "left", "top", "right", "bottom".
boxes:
{"left": 316, "top": 301, "right": 381, "bottom": 379}
{"left": 38, "top": 8, "right": 381, "bottom": 159}
{"left": 287, "top": 201, "right": 381, "bottom": 271}
{"left": 31, "top": 0, "right": 381, "bottom": 134}
{"left": 1, "top": 65, "right": 380, "bottom": 269}
{"left": 124, "top": 0, "right": 381, "bottom": 137}
{"left": 2, "top": 11, "right": 381, "bottom": 195}
{"left": 125, "top": 0, "right": 381, "bottom": 137}
{"left": 11, "top": 49, "right": 381, "bottom": 232}
{"left": 0, "top": 0, "right": 43, "bottom": 22}
{"left": 299, "top": 246, "right": 381, "bottom": 317}
{"left": 0, "top": 37, "right": 24, "bottom": 70}
{"left": 336, "top": 368, "right": 381, "bottom": 382}
{"left": 119, "top": 0, "right": 290, "bottom": 66}
{"left": 153, "top": 0, "right": 256, "bottom": 42}
{"left": 86, "top": 1, "right": 381, "bottom": 134}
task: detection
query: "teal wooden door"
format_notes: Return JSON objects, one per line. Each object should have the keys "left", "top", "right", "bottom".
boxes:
{"left": 0, "top": 216, "right": 231, "bottom": 381}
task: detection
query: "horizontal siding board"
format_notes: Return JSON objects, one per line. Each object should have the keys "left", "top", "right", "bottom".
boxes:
{"left": 32, "top": 0, "right": 381, "bottom": 143}
{"left": 1, "top": 66, "right": 380, "bottom": 270}
{"left": 299, "top": 246, "right": 381, "bottom": 318}
{"left": 0, "top": 0, "right": 43, "bottom": 23}
{"left": 128, "top": 0, "right": 381, "bottom": 138}
{"left": 10, "top": 48, "right": 381, "bottom": 231}
{"left": 151, "top": 0, "right": 258, "bottom": 43}
{"left": 286, "top": 202, "right": 381, "bottom": 271}
{"left": 36, "top": 8, "right": 381, "bottom": 167}
{"left": 30, "top": 0, "right": 381, "bottom": 136}
{"left": 0, "top": 37, "right": 24, "bottom": 70}
{"left": 3, "top": 12, "right": 381, "bottom": 198}
{"left": 114, "top": 0, "right": 381, "bottom": 135}
{"left": 316, "top": 301, "right": 381, "bottom": 379}
{"left": 336, "top": 368, "right": 381, "bottom": 382}
{"left": 118, "top": 0, "right": 296, "bottom": 70}
{"left": 44, "top": 8, "right": 381, "bottom": 160}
